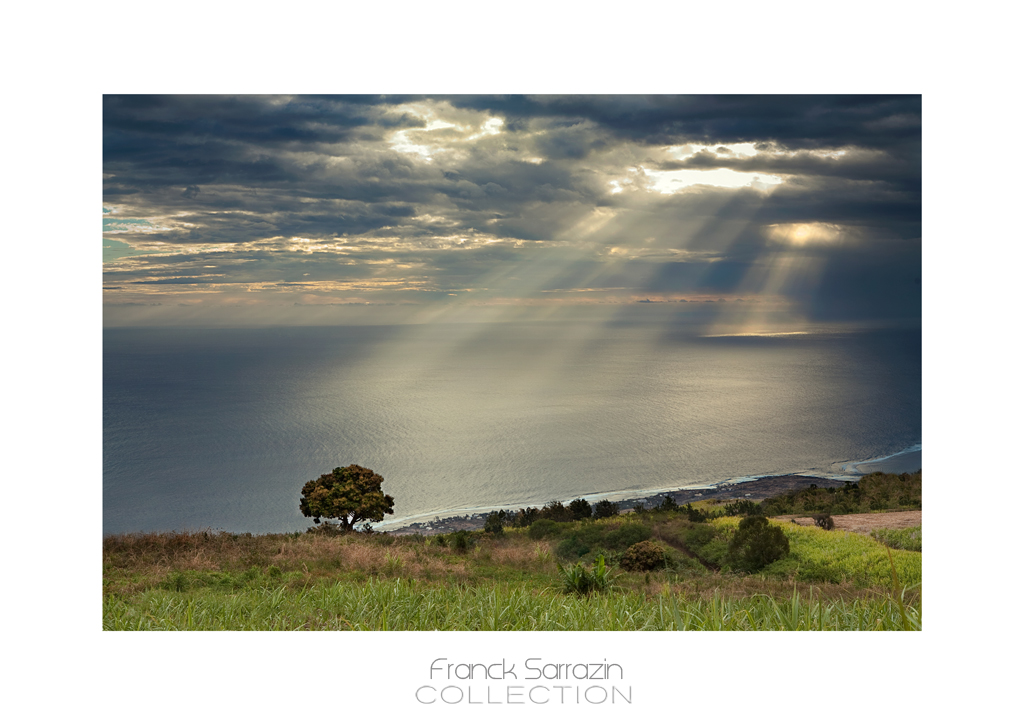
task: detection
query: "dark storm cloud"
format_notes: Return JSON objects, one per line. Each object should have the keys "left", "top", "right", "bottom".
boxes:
{"left": 442, "top": 95, "right": 921, "bottom": 149}
{"left": 104, "top": 95, "right": 425, "bottom": 149}
{"left": 103, "top": 95, "right": 920, "bottom": 322}
{"left": 654, "top": 147, "right": 919, "bottom": 188}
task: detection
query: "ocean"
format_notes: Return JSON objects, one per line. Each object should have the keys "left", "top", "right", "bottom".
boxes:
{"left": 103, "top": 320, "right": 921, "bottom": 534}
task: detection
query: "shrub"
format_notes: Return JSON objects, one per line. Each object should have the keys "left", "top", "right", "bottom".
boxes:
{"left": 557, "top": 555, "right": 610, "bottom": 596}
{"left": 555, "top": 535, "right": 591, "bottom": 560}
{"left": 539, "top": 501, "right": 574, "bottom": 522}
{"left": 438, "top": 530, "right": 472, "bottom": 552}
{"left": 484, "top": 510, "right": 507, "bottom": 535}
{"left": 593, "top": 500, "right": 619, "bottom": 519}
{"left": 727, "top": 516, "right": 790, "bottom": 572}
{"left": 604, "top": 522, "right": 651, "bottom": 550}
{"left": 812, "top": 514, "right": 835, "bottom": 531}
{"left": 382, "top": 551, "right": 404, "bottom": 576}
{"left": 682, "top": 503, "right": 709, "bottom": 523}
{"left": 682, "top": 523, "right": 730, "bottom": 566}
{"left": 512, "top": 507, "right": 540, "bottom": 528}
{"left": 619, "top": 541, "right": 668, "bottom": 572}
{"left": 165, "top": 571, "right": 188, "bottom": 592}
{"left": 723, "top": 499, "right": 761, "bottom": 517}
{"left": 452, "top": 530, "right": 472, "bottom": 552}
{"left": 528, "top": 518, "right": 562, "bottom": 540}
{"left": 759, "top": 472, "right": 921, "bottom": 516}
{"left": 568, "top": 498, "right": 593, "bottom": 521}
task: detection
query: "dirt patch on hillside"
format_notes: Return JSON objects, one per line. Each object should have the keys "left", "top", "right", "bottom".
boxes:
{"left": 778, "top": 510, "right": 921, "bottom": 534}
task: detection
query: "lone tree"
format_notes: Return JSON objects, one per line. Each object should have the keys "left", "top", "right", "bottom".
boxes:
{"left": 299, "top": 464, "right": 395, "bottom": 532}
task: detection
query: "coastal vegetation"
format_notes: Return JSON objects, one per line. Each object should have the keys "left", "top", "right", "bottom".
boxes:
{"left": 758, "top": 470, "right": 922, "bottom": 516}
{"left": 103, "top": 472, "right": 921, "bottom": 631}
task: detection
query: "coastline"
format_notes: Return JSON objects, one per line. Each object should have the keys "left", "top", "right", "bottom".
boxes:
{"left": 840, "top": 445, "right": 922, "bottom": 474}
{"left": 383, "top": 473, "right": 857, "bottom": 536}
{"left": 381, "top": 445, "right": 923, "bottom": 536}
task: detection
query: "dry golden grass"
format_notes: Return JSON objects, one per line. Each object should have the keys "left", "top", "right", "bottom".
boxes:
{"left": 103, "top": 530, "right": 484, "bottom": 594}
{"left": 103, "top": 523, "right": 915, "bottom": 607}
{"left": 488, "top": 539, "right": 554, "bottom": 568}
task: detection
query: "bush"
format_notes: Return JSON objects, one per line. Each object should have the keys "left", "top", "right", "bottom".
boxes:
{"left": 165, "top": 571, "right": 188, "bottom": 592}
{"left": 528, "top": 518, "right": 562, "bottom": 540}
{"left": 593, "top": 500, "right": 619, "bottom": 519}
{"left": 619, "top": 541, "right": 668, "bottom": 572}
{"left": 557, "top": 555, "right": 610, "bottom": 596}
{"left": 440, "top": 530, "right": 472, "bottom": 552}
{"left": 759, "top": 472, "right": 921, "bottom": 516}
{"left": 453, "top": 531, "right": 472, "bottom": 552}
{"left": 512, "top": 507, "right": 540, "bottom": 528}
{"left": 727, "top": 516, "right": 790, "bottom": 572}
{"left": 723, "top": 499, "right": 761, "bottom": 517}
{"left": 484, "top": 510, "right": 508, "bottom": 535}
{"left": 682, "top": 503, "right": 709, "bottom": 523}
{"left": 555, "top": 535, "right": 591, "bottom": 560}
{"left": 539, "top": 501, "right": 574, "bottom": 522}
{"left": 812, "top": 514, "right": 835, "bottom": 531}
{"left": 604, "top": 522, "right": 651, "bottom": 550}
{"left": 568, "top": 498, "right": 593, "bottom": 521}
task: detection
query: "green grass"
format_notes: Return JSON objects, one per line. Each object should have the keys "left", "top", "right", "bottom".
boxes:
{"left": 693, "top": 517, "right": 922, "bottom": 589}
{"left": 104, "top": 577, "right": 918, "bottom": 631}
{"left": 104, "top": 507, "right": 922, "bottom": 631}
{"left": 871, "top": 526, "right": 922, "bottom": 552}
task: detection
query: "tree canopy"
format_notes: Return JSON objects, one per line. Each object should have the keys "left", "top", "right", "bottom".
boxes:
{"left": 727, "top": 516, "right": 790, "bottom": 572}
{"left": 568, "top": 498, "right": 593, "bottom": 521}
{"left": 299, "top": 465, "right": 395, "bottom": 531}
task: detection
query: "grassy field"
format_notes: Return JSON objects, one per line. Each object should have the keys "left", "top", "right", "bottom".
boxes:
{"left": 104, "top": 500, "right": 921, "bottom": 631}
{"left": 685, "top": 517, "right": 923, "bottom": 588}
{"left": 871, "top": 526, "right": 922, "bottom": 552}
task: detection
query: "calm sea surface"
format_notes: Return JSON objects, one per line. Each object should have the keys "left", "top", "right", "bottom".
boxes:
{"left": 103, "top": 321, "right": 921, "bottom": 534}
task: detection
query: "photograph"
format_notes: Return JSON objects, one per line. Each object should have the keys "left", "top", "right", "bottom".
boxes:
{"left": 102, "top": 94, "right": 922, "bottom": 632}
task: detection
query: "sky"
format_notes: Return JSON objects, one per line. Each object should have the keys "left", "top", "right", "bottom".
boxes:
{"left": 103, "top": 95, "right": 920, "bottom": 330}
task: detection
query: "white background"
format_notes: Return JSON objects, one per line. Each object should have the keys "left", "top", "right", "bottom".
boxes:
{"left": 6, "top": 1, "right": 1015, "bottom": 722}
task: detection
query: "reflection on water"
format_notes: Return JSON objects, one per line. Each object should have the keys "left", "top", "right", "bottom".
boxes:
{"left": 104, "top": 321, "right": 920, "bottom": 534}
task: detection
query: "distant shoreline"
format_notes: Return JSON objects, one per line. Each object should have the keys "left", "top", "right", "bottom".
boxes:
{"left": 380, "top": 443, "right": 923, "bottom": 536}
{"left": 384, "top": 472, "right": 882, "bottom": 536}
{"left": 841, "top": 446, "right": 921, "bottom": 475}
